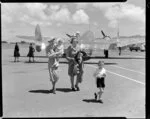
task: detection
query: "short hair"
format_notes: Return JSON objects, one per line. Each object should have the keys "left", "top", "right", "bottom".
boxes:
{"left": 57, "top": 38, "right": 64, "bottom": 43}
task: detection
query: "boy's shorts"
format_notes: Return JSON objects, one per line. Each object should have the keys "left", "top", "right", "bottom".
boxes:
{"left": 96, "top": 77, "right": 105, "bottom": 88}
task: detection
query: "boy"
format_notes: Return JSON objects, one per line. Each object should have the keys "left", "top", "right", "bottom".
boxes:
{"left": 93, "top": 61, "right": 106, "bottom": 103}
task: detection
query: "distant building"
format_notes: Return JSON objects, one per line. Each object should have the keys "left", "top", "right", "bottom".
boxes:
{"left": 10, "top": 42, "right": 17, "bottom": 44}
{"left": 1, "top": 41, "right": 8, "bottom": 43}
{"left": 21, "top": 41, "right": 27, "bottom": 44}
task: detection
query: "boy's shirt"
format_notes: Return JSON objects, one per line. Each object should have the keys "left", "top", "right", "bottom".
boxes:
{"left": 93, "top": 67, "right": 106, "bottom": 78}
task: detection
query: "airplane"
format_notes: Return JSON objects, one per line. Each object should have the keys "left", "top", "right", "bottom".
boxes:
{"left": 93, "top": 29, "right": 145, "bottom": 56}
{"left": 16, "top": 24, "right": 58, "bottom": 52}
{"left": 16, "top": 24, "right": 145, "bottom": 60}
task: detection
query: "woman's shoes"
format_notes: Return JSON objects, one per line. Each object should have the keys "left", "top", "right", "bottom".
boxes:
{"left": 71, "top": 87, "right": 76, "bottom": 91}
{"left": 75, "top": 85, "right": 80, "bottom": 91}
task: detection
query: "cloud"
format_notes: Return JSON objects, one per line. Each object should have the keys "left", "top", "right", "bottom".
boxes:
{"left": 50, "top": 7, "right": 71, "bottom": 23}
{"left": 93, "top": 22, "right": 98, "bottom": 26}
{"left": 2, "top": 3, "right": 22, "bottom": 23}
{"left": 56, "top": 23, "right": 62, "bottom": 27}
{"left": 92, "top": 2, "right": 116, "bottom": 11}
{"left": 75, "top": 3, "right": 89, "bottom": 9}
{"left": 50, "top": 4, "right": 60, "bottom": 11}
{"left": 20, "top": 14, "right": 52, "bottom": 26}
{"left": 46, "top": 6, "right": 89, "bottom": 24}
{"left": 72, "top": 9, "right": 89, "bottom": 24}
{"left": 24, "top": 3, "right": 48, "bottom": 20}
{"left": 92, "top": 3, "right": 145, "bottom": 28}
{"left": 2, "top": 3, "right": 90, "bottom": 27}
{"left": 2, "top": 14, "right": 12, "bottom": 23}
{"left": 2, "top": 3, "right": 50, "bottom": 27}
{"left": 30, "top": 21, "right": 52, "bottom": 26}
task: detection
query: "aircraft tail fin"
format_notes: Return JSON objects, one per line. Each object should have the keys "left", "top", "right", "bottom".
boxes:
{"left": 66, "top": 34, "right": 72, "bottom": 38}
{"left": 101, "top": 30, "right": 106, "bottom": 38}
{"left": 35, "top": 24, "right": 42, "bottom": 42}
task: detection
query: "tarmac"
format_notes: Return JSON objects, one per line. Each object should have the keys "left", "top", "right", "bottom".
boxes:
{"left": 2, "top": 43, "right": 145, "bottom": 117}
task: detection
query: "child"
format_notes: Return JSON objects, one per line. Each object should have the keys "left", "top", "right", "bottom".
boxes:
{"left": 53, "top": 38, "right": 64, "bottom": 68}
{"left": 73, "top": 51, "right": 86, "bottom": 91}
{"left": 93, "top": 61, "right": 106, "bottom": 103}
{"left": 73, "top": 51, "right": 83, "bottom": 75}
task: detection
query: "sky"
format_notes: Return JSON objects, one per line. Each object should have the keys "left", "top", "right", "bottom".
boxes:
{"left": 2, "top": 1, "right": 145, "bottom": 42}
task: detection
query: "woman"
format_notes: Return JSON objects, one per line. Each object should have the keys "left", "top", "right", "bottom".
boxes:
{"left": 27, "top": 43, "right": 35, "bottom": 62}
{"left": 46, "top": 38, "right": 64, "bottom": 94}
{"left": 66, "top": 37, "right": 82, "bottom": 91}
{"left": 14, "top": 42, "right": 20, "bottom": 62}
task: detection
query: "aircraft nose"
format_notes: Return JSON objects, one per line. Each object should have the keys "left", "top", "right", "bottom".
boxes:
{"left": 36, "top": 45, "right": 41, "bottom": 52}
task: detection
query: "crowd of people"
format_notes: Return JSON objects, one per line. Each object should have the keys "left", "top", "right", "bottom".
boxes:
{"left": 13, "top": 36, "right": 107, "bottom": 103}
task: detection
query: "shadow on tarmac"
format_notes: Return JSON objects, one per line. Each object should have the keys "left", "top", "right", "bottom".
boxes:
{"left": 24, "top": 61, "right": 117, "bottom": 65}
{"left": 82, "top": 99, "right": 103, "bottom": 103}
{"left": 29, "top": 88, "right": 75, "bottom": 94}
{"left": 90, "top": 56, "right": 145, "bottom": 59}
{"left": 19, "top": 56, "right": 145, "bottom": 59}
{"left": 29, "top": 89, "right": 52, "bottom": 94}
{"left": 56, "top": 88, "right": 74, "bottom": 93}
{"left": 24, "top": 61, "right": 37, "bottom": 63}
{"left": 9, "top": 61, "right": 21, "bottom": 63}
{"left": 84, "top": 62, "right": 117, "bottom": 65}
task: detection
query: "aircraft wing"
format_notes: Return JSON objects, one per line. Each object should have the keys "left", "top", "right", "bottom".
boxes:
{"left": 16, "top": 35, "right": 35, "bottom": 40}
{"left": 116, "top": 38, "right": 145, "bottom": 47}
{"left": 16, "top": 35, "right": 52, "bottom": 41}
{"left": 66, "top": 34, "right": 74, "bottom": 38}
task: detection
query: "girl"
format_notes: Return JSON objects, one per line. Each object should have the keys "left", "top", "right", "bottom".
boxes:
{"left": 93, "top": 61, "right": 106, "bottom": 103}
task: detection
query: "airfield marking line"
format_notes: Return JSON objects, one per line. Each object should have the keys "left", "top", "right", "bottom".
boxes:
{"left": 87, "top": 65, "right": 145, "bottom": 86}
{"left": 124, "top": 55, "right": 145, "bottom": 58}
{"left": 109, "top": 65, "right": 145, "bottom": 75}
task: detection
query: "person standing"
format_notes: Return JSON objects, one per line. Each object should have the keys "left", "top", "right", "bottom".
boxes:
{"left": 14, "top": 42, "right": 20, "bottom": 62}
{"left": 27, "top": 43, "right": 35, "bottom": 62}
{"left": 65, "top": 37, "right": 81, "bottom": 91}
{"left": 46, "top": 38, "right": 64, "bottom": 94}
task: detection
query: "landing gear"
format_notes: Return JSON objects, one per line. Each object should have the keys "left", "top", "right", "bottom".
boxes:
{"left": 104, "top": 49, "right": 109, "bottom": 58}
{"left": 119, "top": 47, "right": 121, "bottom": 55}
